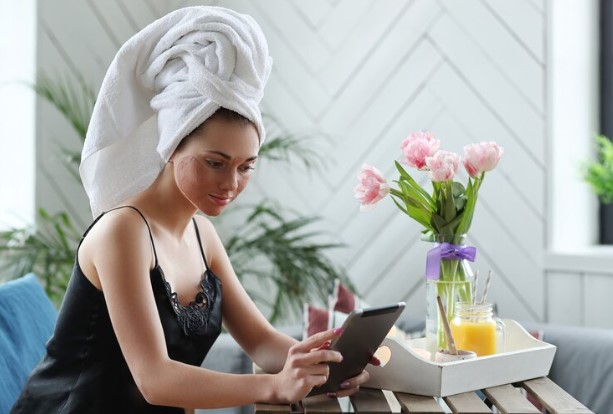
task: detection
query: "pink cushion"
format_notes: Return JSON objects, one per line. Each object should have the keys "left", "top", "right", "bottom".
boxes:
{"left": 330, "top": 280, "right": 358, "bottom": 314}
{"left": 303, "top": 304, "right": 329, "bottom": 339}
{"left": 303, "top": 280, "right": 364, "bottom": 338}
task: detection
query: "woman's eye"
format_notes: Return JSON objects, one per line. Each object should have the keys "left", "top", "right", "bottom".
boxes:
{"left": 240, "top": 164, "right": 256, "bottom": 173}
{"left": 206, "top": 159, "right": 225, "bottom": 169}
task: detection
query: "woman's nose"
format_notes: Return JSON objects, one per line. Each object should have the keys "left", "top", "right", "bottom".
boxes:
{"left": 219, "top": 170, "right": 239, "bottom": 191}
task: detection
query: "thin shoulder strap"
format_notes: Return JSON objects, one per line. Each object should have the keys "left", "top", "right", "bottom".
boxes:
{"left": 79, "top": 205, "right": 159, "bottom": 267}
{"left": 121, "top": 206, "right": 159, "bottom": 267}
{"left": 192, "top": 217, "right": 210, "bottom": 271}
{"left": 79, "top": 212, "right": 109, "bottom": 247}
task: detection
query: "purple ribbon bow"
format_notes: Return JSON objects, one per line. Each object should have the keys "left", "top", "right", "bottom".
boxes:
{"left": 425, "top": 243, "right": 477, "bottom": 280}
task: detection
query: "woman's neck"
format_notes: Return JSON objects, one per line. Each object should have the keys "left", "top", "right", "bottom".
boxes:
{"left": 126, "top": 164, "right": 197, "bottom": 237}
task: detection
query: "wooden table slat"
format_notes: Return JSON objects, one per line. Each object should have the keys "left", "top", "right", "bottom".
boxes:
{"left": 255, "top": 376, "right": 592, "bottom": 414}
{"left": 349, "top": 388, "right": 392, "bottom": 414}
{"left": 303, "top": 394, "right": 343, "bottom": 413}
{"left": 482, "top": 384, "right": 540, "bottom": 414}
{"left": 521, "top": 377, "right": 594, "bottom": 414}
{"left": 393, "top": 392, "right": 445, "bottom": 413}
{"left": 443, "top": 392, "right": 492, "bottom": 414}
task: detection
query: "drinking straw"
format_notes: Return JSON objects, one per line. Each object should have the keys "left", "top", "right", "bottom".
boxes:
{"left": 472, "top": 270, "right": 479, "bottom": 304}
{"left": 480, "top": 270, "right": 492, "bottom": 304}
{"left": 437, "top": 295, "right": 458, "bottom": 355}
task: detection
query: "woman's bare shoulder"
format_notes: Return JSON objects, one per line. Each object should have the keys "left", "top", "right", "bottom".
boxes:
{"left": 79, "top": 207, "right": 154, "bottom": 286}
{"left": 85, "top": 207, "right": 151, "bottom": 245}
{"left": 193, "top": 213, "right": 213, "bottom": 228}
{"left": 192, "top": 214, "right": 219, "bottom": 240}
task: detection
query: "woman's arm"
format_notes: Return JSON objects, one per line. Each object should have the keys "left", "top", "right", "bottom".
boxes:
{"left": 81, "top": 210, "right": 341, "bottom": 408}
{"left": 196, "top": 216, "right": 373, "bottom": 398}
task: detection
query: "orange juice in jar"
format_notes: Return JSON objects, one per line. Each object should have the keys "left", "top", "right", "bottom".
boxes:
{"left": 450, "top": 302, "right": 503, "bottom": 357}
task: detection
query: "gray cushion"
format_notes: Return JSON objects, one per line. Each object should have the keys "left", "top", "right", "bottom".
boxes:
{"left": 522, "top": 322, "right": 613, "bottom": 414}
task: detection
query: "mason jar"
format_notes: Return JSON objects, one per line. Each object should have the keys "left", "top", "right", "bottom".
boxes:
{"left": 449, "top": 302, "right": 505, "bottom": 357}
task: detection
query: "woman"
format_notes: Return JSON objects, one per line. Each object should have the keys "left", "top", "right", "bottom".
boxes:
{"left": 11, "top": 6, "right": 371, "bottom": 413}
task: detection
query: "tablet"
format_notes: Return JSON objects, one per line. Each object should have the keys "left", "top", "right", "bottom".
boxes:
{"left": 308, "top": 302, "right": 406, "bottom": 396}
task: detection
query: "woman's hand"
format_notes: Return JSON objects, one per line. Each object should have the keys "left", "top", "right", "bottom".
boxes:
{"left": 326, "top": 355, "right": 380, "bottom": 398}
{"left": 270, "top": 328, "right": 344, "bottom": 403}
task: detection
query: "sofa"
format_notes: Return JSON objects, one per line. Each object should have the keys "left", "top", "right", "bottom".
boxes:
{"left": 521, "top": 321, "right": 613, "bottom": 413}
{"left": 0, "top": 273, "right": 58, "bottom": 413}
{"left": 200, "top": 315, "right": 613, "bottom": 414}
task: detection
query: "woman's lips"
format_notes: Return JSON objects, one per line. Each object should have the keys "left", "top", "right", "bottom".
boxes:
{"left": 209, "top": 194, "right": 233, "bottom": 206}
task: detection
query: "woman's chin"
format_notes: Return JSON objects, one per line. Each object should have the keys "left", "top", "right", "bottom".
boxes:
{"left": 203, "top": 210, "right": 222, "bottom": 217}
{"left": 197, "top": 204, "right": 226, "bottom": 217}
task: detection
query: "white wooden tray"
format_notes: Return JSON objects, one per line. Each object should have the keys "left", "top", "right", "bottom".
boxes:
{"left": 365, "top": 319, "right": 556, "bottom": 397}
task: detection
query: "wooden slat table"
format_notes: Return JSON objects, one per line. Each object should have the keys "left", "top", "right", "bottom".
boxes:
{"left": 255, "top": 377, "right": 593, "bottom": 414}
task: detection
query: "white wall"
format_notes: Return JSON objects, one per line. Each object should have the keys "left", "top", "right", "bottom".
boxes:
{"left": 0, "top": 0, "right": 36, "bottom": 229}
{"left": 31, "top": 0, "right": 611, "bottom": 327}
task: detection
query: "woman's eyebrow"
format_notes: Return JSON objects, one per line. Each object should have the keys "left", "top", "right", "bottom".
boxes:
{"left": 205, "top": 150, "right": 258, "bottom": 162}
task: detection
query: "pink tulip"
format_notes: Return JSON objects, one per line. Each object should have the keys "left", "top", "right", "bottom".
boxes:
{"left": 463, "top": 142, "right": 504, "bottom": 178}
{"left": 425, "top": 150, "right": 460, "bottom": 182}
{"left": 400, "top": 131, "right": 440, "bottom": 170}
{"left": 354, "top": 164, "right": 390, "bottom": 211}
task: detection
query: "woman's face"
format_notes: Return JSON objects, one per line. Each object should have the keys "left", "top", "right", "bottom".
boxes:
{"left": 171, "top": 118, "right": 259, "bottom": 216}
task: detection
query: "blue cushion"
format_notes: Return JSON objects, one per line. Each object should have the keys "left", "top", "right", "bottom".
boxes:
{"left": 0, "top": 273, "right": 57, "bottom": 413}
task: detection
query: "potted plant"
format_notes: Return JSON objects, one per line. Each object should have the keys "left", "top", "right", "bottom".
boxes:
{"left": 0, "top": 75, "right": 350, "bottom": 323}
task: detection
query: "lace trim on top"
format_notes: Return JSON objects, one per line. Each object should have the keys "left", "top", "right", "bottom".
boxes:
{"left": 159, "top": 268, "right": 218, "bottom": 336}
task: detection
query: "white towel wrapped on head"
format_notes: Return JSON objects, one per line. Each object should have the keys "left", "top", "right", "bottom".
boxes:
{"left": 80, "top": 6, "right": 272, "bottom": 218}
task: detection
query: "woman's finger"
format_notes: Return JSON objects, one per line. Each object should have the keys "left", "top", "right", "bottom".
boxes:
{"left": 293, "top": 348, "right": 343, "bottom": 367}
{"left": 315, "top": 373, "right": 329, "bottom": 387}
{"left": 370, "top": 355, "right": 381, "bottom": 366}
{"left": 302, "top": 362, "right": 330, "bottom": 378}
{"left": 333, "top": 386, "right": 360, "bottom": 398}
{"left": 327, "top": 369, "right": 370, "bottom": 397}
{"left": 293, "top": 328, "right": 343, "bottom": 353}
{"left": 299, "top": 365, "right": 330, "bottom": 388}
{"left": 342, "top": 369, "right": 370, "bottom": 388}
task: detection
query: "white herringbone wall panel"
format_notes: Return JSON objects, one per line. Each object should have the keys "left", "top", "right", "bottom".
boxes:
{"left": 36, "top": 0, "right": 547, "bottom": 323}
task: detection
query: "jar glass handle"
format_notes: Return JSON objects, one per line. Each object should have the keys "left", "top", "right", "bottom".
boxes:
{"left": 495, "top": 317, "right": 506, "bottom": 353}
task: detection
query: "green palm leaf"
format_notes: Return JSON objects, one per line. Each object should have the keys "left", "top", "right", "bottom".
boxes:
{"left": 1, "top": 75, "right": 348, "bottom": 323}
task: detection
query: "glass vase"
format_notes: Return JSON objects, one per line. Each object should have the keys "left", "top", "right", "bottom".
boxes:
{"left": 424, "top": 234, "right": 474, "bottom": 357}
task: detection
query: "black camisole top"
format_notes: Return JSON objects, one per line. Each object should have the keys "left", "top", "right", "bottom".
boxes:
{"left": 10, "top": 206, "right": 223, "bottom": 413}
